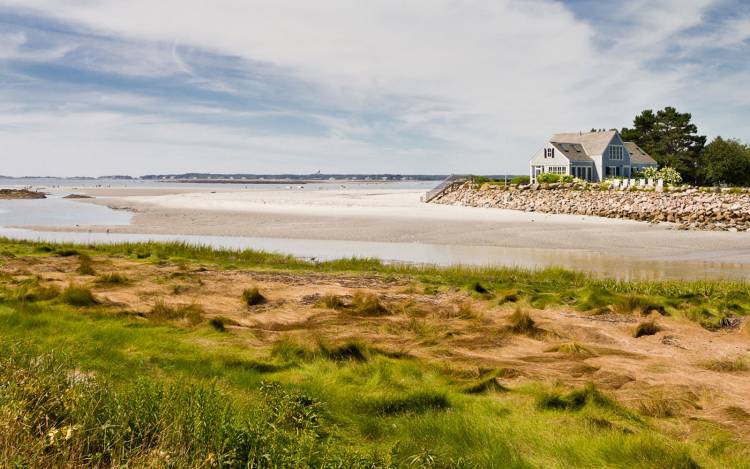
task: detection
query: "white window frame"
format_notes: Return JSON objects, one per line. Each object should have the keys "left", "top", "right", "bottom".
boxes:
{"left": 609, "top": 145, "right": 624, "bottom": 161}
{"left": 544, "top": 148, "right": 555, "bottom": 158}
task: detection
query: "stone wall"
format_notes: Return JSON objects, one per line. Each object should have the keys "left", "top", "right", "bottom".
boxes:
{"left": 432, "top": 182, "right": 750, "bottom": 232}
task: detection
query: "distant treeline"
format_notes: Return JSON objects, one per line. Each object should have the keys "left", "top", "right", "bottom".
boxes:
{"left": 140, "top": 173, "right": 454, "bottom": 181}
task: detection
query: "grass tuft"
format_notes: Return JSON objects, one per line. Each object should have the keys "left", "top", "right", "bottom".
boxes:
{"left": 536, "top": 383, "right": 613, "bottom": 411}
{"left": 94, "top": 272, "right": 129, "bottom": 285}
{"left": 633, "top": 319, "right": 661, "bottom": 338}
{"left": 702, "top": 355, "right": 748, "bottom": 372}
{"left": 76, "top": 254, "right": 96, "bottom": 276}
{"left": 545, "top": 342, "right": 596, "bottom": 358}
{"left": 242, "top": 287, "right": 266, "bottom": 306}
{"left": 363, "top": 390, "right": 450, "bottom": 416}
{"left": 350, "top": 292, "right": 389, "bottom": 316}
{"left": 61, "top": 284, "right": 97, "bottom": 307}
{"left": 149, "top": 300, "right": 204, "bottom": 325}
{"left": 505, "top": 308, "right": 539, "bottom": 336}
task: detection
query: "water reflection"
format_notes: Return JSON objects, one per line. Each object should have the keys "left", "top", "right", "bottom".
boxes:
{"left": 0, "top": 227, "right": 747, "bottom": 282}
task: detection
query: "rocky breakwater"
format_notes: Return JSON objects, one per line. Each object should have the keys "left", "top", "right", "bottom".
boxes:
{"left": 433, "top": 182, "right": 750, "bottom": 232}
{"left": 0, "top": 189, "right": 46, "bottom": 200}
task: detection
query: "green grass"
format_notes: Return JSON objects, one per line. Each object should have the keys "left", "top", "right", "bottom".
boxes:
{"left": 60, "top": 284, "right": 98, "bottom": 307}
{"left": 2, "top": 238, "right": 750, "bottom": 467}
{"left": 1, "top": 237, "right": 749, "bottom": 330}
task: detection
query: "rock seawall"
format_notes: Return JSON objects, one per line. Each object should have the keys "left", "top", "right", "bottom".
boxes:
{"left": 433, "top": 182, "right": 750, "bottom": 232}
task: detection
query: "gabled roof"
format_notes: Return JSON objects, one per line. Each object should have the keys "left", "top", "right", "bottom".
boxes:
{"left": 550, "top": 130, "right": 617, "bottom": 157}
{"left": 623, "top": 142, "right": 657, "bottom": 165}
{"left": 549, "top": 142, "right": 592, "bottom": 162}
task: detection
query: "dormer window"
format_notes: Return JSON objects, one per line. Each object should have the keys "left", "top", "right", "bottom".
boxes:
{"left": 609, "top": 145, "right": 624, "bottom": 160}
{"left": 544, "top": 148, "right": 555, "bottom": 158}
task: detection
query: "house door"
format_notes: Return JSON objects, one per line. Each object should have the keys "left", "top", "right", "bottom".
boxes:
{"left": 534, "top": 166, "right": 542, "bottom": 182}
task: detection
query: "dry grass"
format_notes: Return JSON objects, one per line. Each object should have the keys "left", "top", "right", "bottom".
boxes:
{"left": 702, "top": 355, "right": 749, "bottom": 373}
{"left": 545, "top": 342, "right": 596, "bottom": 358}
{"left": 633, "top": 319, "right": 661, "bottom": 338}
{"left": 242, "top": 287, "right": 266, "bottom": 306}
{"left": 350, "top": 292, "right": 389, "bottom": 316}
{"left": 505, "top": 308, "right": 540, "bottom": 336}
{"left": 149, "top": 300, "right": 204, "bottom": 325}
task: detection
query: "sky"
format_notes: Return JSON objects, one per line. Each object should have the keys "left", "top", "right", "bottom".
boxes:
{"left": 1, "top": 0, "right": 749, "bottom": 177}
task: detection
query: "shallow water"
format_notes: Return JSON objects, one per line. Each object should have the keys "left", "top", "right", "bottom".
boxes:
{"left": 0, "top": 196, "right": 132, "bottom": 227}
{"left": 1, "top": 185, "right": 749, "bottom": 281}
{"left": 0, "top": 226, "right": 748, "bottom": 281}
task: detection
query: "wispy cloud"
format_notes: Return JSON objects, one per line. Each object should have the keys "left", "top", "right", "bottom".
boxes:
{"left": 0, "top": 0, "right": 748, "bottom": 176}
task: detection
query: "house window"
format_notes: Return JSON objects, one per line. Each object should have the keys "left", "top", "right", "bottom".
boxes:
{"left": 547, "top": 166, "right": 567, "bottom": 175}
{"left": 606, "top": 166, "right": 620, "bottom": 177}
{"left": 609, "top": 145, "right": 624, "bottom": 160}
{"left": 544, "top": 148, "right": 555, "bottom": 158}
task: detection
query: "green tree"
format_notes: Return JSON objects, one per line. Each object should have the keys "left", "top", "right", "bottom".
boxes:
{"left": 696, "top": 137, "right": 750, "bottom": 186}
{"left": 621, "top": 107, "right": 706, "bottom": 183}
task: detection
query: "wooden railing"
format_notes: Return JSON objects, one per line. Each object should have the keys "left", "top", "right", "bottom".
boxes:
{"left": 422, "top": 175, "right": 470, "bottom": 203}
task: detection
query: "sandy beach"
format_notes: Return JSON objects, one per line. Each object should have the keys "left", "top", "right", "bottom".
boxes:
{"left": 25, "top": 185, "right": 745, "bottom": 265}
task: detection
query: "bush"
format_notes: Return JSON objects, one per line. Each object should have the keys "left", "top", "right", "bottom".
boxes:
{"left": 536, "top": 173, "right": 561, "bottom": 183}
{"left": 510, "top": 176, "right": 530, "bottom": 185}
{"left": 242, "top": 287, "right": 266, "bottom": 306}
{"left": 641, "top": 166, "right": 683, "bottom": 185}
{"left": 61, "top": 284, "right": 97, "bottom": 307}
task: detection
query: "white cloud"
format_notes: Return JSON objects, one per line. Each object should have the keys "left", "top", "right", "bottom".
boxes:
{"left": 0, "top": 0, "right": 748, "bottom": 175}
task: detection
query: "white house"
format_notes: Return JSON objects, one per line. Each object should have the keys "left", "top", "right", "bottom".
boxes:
{"left": 529, "top": 130, "right": 657, "bottom": 183}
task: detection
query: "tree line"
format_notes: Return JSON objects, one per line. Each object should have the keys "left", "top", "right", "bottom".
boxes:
{"left": 620, "top": 107, "right": 750, "bottom": 186}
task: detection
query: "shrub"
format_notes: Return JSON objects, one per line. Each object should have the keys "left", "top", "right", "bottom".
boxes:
{"left": 242, "top": 287, "right": 266, "bottom": 306}
{"left": 536, "top": 173, "right": 561, "bottom": 184}
{"left": 633, "top": 319, "right": 661, "bottom": 338}
{"left": 61, "top": 284, "right": 97, "bottom": 307}
{"left": 510, "top": 175, "right": 530, "bottom": 185}
{"left": 350, "top": 292, "right": 389, "bottom": 316}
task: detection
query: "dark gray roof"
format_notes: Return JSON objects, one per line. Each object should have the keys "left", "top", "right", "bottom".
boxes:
{"left": 550, "top": 142, "right": 592, "bottom": 162}
{"left": 551, "top": 130, "right": 617, "bottom": 156}
{"left": 624, "top": 142, "right": 658, "bottom": 165}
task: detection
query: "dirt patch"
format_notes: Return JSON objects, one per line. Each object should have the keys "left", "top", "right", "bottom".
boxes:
{"left": 3, "top": 253, "right": 750, "bottom": 442}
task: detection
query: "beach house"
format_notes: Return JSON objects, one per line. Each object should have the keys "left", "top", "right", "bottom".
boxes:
{"left": 529, "top": 130, "right": 657, "bottom": 183}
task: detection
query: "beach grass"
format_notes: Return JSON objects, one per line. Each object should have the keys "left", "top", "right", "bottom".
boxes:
{"left": 3, "top": 237, "right": 748, "bottom": 331}
{"left": 1, "top": 237, "right": 749, "bottom": 467}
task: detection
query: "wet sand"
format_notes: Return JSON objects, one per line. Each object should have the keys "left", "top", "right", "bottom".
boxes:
{"left": 40, "top": 186, "right": 750, "bottom": 265}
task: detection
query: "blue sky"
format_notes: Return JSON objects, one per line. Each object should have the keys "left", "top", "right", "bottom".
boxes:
{"left": 1, "top": 0, "right": 749, "bottom": 177}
